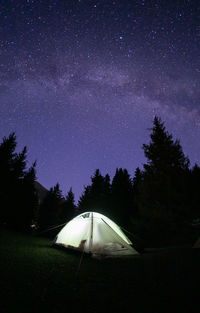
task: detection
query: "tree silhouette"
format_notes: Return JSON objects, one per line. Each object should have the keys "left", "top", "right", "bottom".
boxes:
{"left": 38, "top": 183, "right": 63, "bottom": 230}
{"left": 78, "top": 169, "right": 111, "bottom": 215}
{"left": 16, "top": 163, "right": 38, "bottom": 230}
{"left": 60, "top": 187, "right": 76, "bottom": 223}
{"left": 138, "top": 116, "right": 190, "bottom": 223}
{"left": 78, "top": 185, "right": 92, "bottom": 212}
{"left": 110, "top": 168, "right": 133, "bottom": 227}
{"left": 132, "top": 167, "right": 143, "bottom": 217}
{"left": 0, "top": 133, "right": 37, "bottom": 230}
{"left": 189, "top": 164, "right": 200, "bottom": 220}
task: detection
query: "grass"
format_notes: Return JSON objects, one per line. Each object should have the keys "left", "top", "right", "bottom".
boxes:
{"left": 1, "top": 229, "right": 200, "bottom": 313}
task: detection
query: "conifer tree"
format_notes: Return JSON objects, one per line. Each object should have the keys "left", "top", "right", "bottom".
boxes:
{"left": 132, "top": 167, "right": 143, "bottom": 216}
{"left": 110, "top": 168, "right": 133, "bottom": 226}
{"left": 0, "top": 133, "right": 38, "bottom": 230}
{"left": 138, "top": 116, "right": 190, "bottom": 222}
{"left": 78, "top": 169, "right": 111, "bottom": 215}
{"left": 78, "top": 185, "right": 92, "bottom": 212}
{"left": 189, "top": 164, "right": 200, "bottom": 219}
{"left": 38, "top": 183, "right": 63, "bottom": 230}
{"left": 16, "top": 162, "right": 38, "bottom": 230}
{"left": 60, "top": 187, "right": 76, "bottom": 223}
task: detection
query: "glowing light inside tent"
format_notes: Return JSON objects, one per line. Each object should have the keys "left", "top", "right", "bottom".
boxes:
{"left": 55, "top": 212, "right": 138, "bottom": 256}
{"left": 56, "top": 217, "right": 91, "bottom": 248}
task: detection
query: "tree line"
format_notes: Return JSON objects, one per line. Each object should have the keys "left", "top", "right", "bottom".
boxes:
{"left": 1, "top": 117, "right": 200, "bottom": 245}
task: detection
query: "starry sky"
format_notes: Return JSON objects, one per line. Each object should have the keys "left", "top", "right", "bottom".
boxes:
{"left": 0, "top": 0, "right": 200, "bottom": 201}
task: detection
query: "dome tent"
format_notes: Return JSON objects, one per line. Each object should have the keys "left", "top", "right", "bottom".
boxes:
{"left": 55, "top": 212, "right": 138, "bottom": 257}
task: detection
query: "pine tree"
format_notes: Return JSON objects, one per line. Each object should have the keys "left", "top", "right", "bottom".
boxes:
{"left": 60, "top": 187, "right": 76, "bottom": 223}
{"left": 143, "top": 117, "right": 189, "bottom": 173}
{"left": 78, "top": 185, "right": 92, "bottom": 212}
{"left": 0, "top": 133, "right": 17, "bottom": 222}
{"left": 103, "top": 173, "right": 111, "bottom": 210}
{"left": 78, "top": 169, "right": 111, "bottom": 215}
{"left": 16, "top": 162, "right": 38, "bottom": 230}
{"left": 138, "top": 116, "right": 190, "bottom": 223}
{"left": 38, "top": 183, "right": 63, "bottom": 230}
{"left": 132, "top": 167, "right": 143, "bottom": 217}
{"left": 189, "top": 164, "right": 200, "bottom": 219}
{"left": 0, "top": 133, "right": 38, "bottom": 230}
{"left": 110, "top": 168, "right": 133, "bottom": 226}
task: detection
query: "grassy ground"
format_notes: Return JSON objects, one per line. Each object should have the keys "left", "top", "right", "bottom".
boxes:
{"left": 1, "top": 229, "right": 200, "bottom": 313}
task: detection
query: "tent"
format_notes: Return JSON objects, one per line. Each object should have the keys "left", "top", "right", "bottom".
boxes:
{"left": 55, "top": 212, "right": 138, "bottom": 257}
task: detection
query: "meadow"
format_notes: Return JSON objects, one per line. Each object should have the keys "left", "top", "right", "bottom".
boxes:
{"left": 1, "top": 229, "right": 200, "bottom": 313}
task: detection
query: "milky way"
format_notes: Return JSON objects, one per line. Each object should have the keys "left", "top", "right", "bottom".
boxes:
{"left": 0, "top": 0, "right": 199, "bottom": 201}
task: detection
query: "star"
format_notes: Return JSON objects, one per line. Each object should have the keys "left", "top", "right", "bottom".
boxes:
{"left": 0, "top": 0, "right": 199, "bottom": 201}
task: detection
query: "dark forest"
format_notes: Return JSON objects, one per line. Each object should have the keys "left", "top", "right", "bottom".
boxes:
{"left": 1, "top": 117, "right": 200, "bottom": 247}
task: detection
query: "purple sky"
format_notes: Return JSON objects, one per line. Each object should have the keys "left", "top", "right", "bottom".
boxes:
{"left": 0, "top": 0, "right": 200, "bottom": 202}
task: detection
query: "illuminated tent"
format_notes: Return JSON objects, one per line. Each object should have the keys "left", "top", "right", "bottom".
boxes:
{"left": 55, "top": 212, "right": 138, "bottom": 257}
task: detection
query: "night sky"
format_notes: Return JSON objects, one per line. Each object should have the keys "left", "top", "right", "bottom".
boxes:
{"left": 0, "top": 0, "right": 199, "bottom": 201}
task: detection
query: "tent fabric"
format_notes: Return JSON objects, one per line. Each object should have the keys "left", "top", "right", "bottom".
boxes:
{"left": 55, "top": 212, "right": 138, "bottom": 257}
